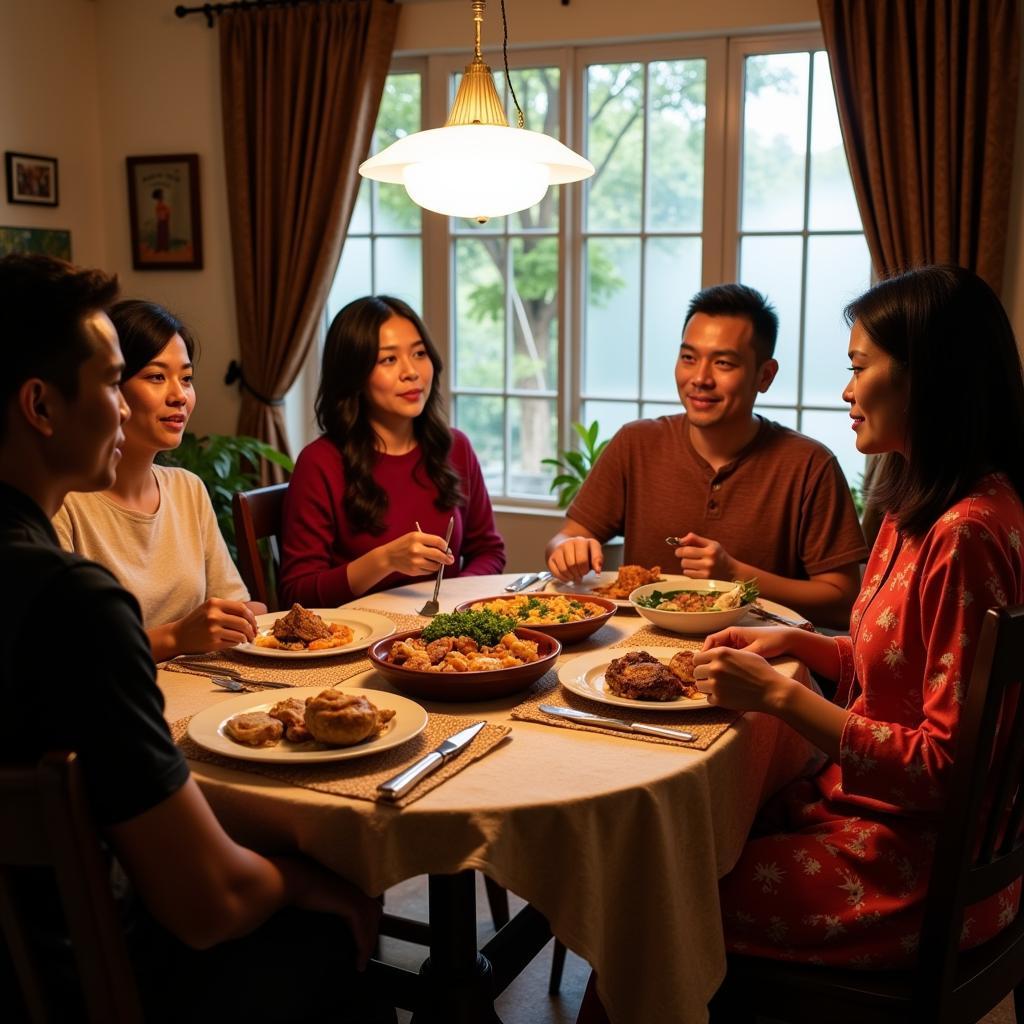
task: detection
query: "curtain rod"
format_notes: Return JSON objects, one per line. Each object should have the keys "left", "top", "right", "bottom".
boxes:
{"left": 174, "top": 0, "right": 392, "bottom": 29}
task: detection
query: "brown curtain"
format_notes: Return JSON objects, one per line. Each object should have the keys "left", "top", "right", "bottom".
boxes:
{"left": 818, "top": 0, "right": 1020, "bottom": 293}
{"left": 220, "top": 0, "right": 400, "bottom": 479}
{"left": 819, "top": 0, "right": 1020, "bottom": 546}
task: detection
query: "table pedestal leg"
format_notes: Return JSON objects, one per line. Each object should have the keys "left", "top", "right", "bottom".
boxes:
{"left": 411, "top": 871, "right": 502, "bottom": 1024}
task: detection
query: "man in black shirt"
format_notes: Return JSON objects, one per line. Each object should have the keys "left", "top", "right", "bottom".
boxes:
{"left": 0, "top": 254, "right": 385, "bottom": 1020}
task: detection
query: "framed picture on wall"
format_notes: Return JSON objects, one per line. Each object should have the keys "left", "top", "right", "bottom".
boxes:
{"left": 0, "top": 226, "right": 71, "bottom": 259}
{"left": 5, "top": 152, "right": 59, "bottom": 206}
{"left": 126, "top": 153, "right": 203, "bottom": 270}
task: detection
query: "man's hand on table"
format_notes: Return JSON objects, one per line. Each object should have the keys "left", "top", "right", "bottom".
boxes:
{"left": 547, "top": 536, "right": 603, "bottom": 582}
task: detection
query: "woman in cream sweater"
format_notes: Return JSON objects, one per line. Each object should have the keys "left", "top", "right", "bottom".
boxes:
{"left": 53, "top": 300, "right": 265, "bottom": 660}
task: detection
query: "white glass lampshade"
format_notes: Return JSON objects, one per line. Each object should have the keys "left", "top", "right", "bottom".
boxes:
{"left": 360, "top": 124, "right": 594, "bottom": 222}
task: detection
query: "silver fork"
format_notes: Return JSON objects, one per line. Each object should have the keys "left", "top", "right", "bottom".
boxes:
{"left": 418, "top": 516, "right": 455, "bottom": 617}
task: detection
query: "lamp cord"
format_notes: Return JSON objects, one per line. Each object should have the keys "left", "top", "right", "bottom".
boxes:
{"left": 499, "top": 0, "right": 525, "bottom": 129}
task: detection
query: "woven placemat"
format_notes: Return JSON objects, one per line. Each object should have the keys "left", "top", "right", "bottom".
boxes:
{"left": 609, "top": 627, "right": 706, "bottom": 649}
{"left": 162, "top": 607, "right": 427, "bottom": 687}
{"left": 170, "top": 711, "right": 510, "bottom": 808}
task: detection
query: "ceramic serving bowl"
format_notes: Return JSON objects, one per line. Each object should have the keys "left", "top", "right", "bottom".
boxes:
{"left": 628, "top": 579, "right": 752, "bottom": 635}
{"left": 367, "top": 626, "right": 560, "bottom": 701}
{"left": 453, "top": 593, "right": 617, "bottom": 645}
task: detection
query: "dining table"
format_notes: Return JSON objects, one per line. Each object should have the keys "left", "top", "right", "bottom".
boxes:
{"left": 160, "top": 573, "right": 819, "bottom": 1024}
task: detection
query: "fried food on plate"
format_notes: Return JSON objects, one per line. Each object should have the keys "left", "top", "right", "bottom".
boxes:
{"left": 224, "top": 711, "right": 284, "bottom": 747}
{"left": 604, "top": 650, "right": 700, "bottom": 701}
{"left": 304, "top": 691, "right": 396, "bottom": 746}
{"left": 268, "top": 697, "right": 312, "bottom": 743}
{"left": 592, "top": 565, "right": 663, "bottom": 599}
{"left": 253, "top": 604, "right": 355, "bottom": 651}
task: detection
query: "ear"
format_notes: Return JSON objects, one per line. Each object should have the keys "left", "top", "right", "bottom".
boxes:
{"left": 757, "top": 358, "right": 779, "bottom": 394}
{"left": 17, "top": 379, "right": 59, "bottom": 438}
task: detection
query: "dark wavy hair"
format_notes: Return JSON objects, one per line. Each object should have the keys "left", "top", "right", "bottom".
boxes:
{"left": 1, "top": 254, "right": 119, "bottom": 441}
{"left": 314, "top": 295, "right": 462, "bottom": 535}
{"left": 846, "top": 265, "right": 1024, "bottom": 537}
{"left": 108, "top": 299, "right": 198, "bottom": 381}
{"left": 683, "top": 283, "right": 779, "bottom": 363}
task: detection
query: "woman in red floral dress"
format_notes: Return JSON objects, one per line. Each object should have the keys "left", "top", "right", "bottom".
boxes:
{"left": 688, "top": 265, "right": 1024, "bottom": 968}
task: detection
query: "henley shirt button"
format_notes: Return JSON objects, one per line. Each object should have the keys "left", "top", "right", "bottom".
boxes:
{"left": 713, "top": 483, "right": 722, "bottom": 490}
{"left": 708, "top": 500, "right": 718, "bottom": 510}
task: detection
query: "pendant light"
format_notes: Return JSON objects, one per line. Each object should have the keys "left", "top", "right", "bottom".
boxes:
{"left": 358, "top": 0, "right": 594, "bottom": 223}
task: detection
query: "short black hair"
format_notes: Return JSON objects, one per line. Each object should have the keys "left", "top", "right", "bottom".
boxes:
{"left": 683, "top": 283, "right": 779, "bottom": 363}
{"left": 109, "top": 300, "right": 198, "bottom": 382}
{"left": 0, "top": 254, "right": 119, "bottom": 436}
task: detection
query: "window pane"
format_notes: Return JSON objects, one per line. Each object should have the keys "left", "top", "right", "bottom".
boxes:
{"left": 453, "top": 237, "right": 506, "bottom": 389}
{"left": 509, "top": 67, "right": 561, "bottom": 232}
{"left": 741, "top": 53, "right": 809, "bottom": 231}
{"left": 584, "top": 238, "right": 640, "bottom": 397}
{"left": 326, "top": 237, "right": 371, "bottom": 322}
{"left": 642, "top": 236, "right": 701, "bottom": 402}
{"left": 350, "top": 178, "right": 371, "bottom": 235}
{"left": 738, "top": 235, "right": 803, "bottom": 405}
{"left": 802, "top": 234, "right": 871, "bottom": 406}
{"left": 758, "top": 405, "right": 798, "bottom": 429}
{"left": 801, "top": 409, "right": 865, "bottom": 494}
{"left": 511, "top": 237, "right": 558, "bottom": 392}
{"left": 373, "top": 237, "right": 422, "bottom": 313}
{"left": 455, "top": 395, "right": 504, "bottom": 493}
{"left": 373, "top": 73, "right": 422, "bottom": 232}
{"left": 647, "top": 60, "right": 706, "bottom": 232}
{"left": 808, "top": 52, "right": 860, "bottom": 231}
{"left": 582, "top": 400, "right": 638, "bottom": 442}
{"left": 586, "top": 63, "right": 644, "bottom": 231}
{"left": 642, "top": 401, "right": 680, "bottom": 419}
{"left": 509, "top": 397, "right": 557, "bottom": 498}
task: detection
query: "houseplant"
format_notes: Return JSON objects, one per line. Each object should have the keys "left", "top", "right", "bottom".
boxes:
{"left": 157, "top": 432, "right": 293, "bottom": 558}
{"left": 542, "top": 420, "right": 609, "bottom": 509}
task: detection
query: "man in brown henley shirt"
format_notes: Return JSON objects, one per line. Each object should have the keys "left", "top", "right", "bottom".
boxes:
{"left": 544, "top": 284, "right": 866, "bottom": 629}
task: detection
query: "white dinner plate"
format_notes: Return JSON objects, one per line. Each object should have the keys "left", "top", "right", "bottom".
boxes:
{"left": 187, "top": 686, "right": 427, "bottom": 764}
{"left": 236, "top": 608, "right": 395, "bottom": 659}
{"left": 543, "top": 572, "right": 692, "bottom": 609}
{"left": 558, "top": 648, "right": 711, "bottom": 711}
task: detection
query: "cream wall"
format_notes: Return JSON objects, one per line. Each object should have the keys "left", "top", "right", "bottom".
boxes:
{"left": 0, "top": 0, "right": 106, "bottom": 268}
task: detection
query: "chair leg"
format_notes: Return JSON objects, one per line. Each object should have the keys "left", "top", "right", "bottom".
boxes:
{"left": 482, "top": 874, "right": 509, "bottom": 929}
{"left": 548, "top": 938, "right": 567, "bottom": 995}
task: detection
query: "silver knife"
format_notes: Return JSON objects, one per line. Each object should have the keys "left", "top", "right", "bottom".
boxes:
{"left": 377, "top": 721, "right": 487, "bottom": 800}
{"left": 505, "top": 573, "right": 539, "bottom": 592}
{"left": 539, "top": 704, "right": 696, "bottom": 742}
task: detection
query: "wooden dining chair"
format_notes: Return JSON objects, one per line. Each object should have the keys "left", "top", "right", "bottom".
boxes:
{"left": 709, "top": 603, "right": 1024, "bottom": 1024}
{"left": 0, "top": 751, "right": 143, "bottom": 1023}
{"left": 232, "top": 482, "right": 289, "bottom": 611}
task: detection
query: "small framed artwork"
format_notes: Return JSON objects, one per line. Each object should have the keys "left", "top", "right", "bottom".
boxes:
{"left": 5, "top": 152, "right": 59, "bottom": 206}
{"left": 126, "top": 154, "right": 203, "bottom": 270}
{"left": 0, "top": 226, "right": 71, "bottom": 260}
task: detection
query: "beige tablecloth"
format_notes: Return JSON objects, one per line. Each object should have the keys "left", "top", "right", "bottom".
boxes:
{"left": 163, "top": 576, "right": 817, "bottom": 1024}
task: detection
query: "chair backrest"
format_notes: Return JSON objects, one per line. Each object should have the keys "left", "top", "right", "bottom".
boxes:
{"left": 232, "top": 482, "right": 289, "bottom": 611}
{"left": 0, "top": 752, "right": 142, "bottom": 1023}
{"left": 916, "top": 603, "right": 1024, "bottom": 1019}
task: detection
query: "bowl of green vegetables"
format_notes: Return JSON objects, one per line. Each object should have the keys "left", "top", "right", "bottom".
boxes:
{"left": 628, "top": 579, "right": 759, "bottom": 635}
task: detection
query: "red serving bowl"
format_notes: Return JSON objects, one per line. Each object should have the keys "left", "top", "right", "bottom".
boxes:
{"left": 367, "top": 626, "right": 560, "bottom": 701}
{"left": 454, "top": 593, "right": 617, "bottom": 645}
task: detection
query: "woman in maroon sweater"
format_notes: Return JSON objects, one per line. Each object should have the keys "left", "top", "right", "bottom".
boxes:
{"left": 280, "top": 295, "right": 505, "bottom": 606}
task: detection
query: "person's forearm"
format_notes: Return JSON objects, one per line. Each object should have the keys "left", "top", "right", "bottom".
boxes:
{"left": 148, "top": 622, "right": 181, "bottom": 663}
{"left": 346, "top": 547, "right": 392, "bottom": 597}
{"left": 778, "top": 628, "right": 843, "bottom": 680}
{"left": 768, "top": 677, "right": 850, "bottom": 761}
{"left": 730, "top": 560, "right": 853, "bottom": 630}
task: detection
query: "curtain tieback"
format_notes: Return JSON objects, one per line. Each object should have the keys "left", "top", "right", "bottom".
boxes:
{"left": 225, "top": 360, "right": 285, "bottom": 407}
